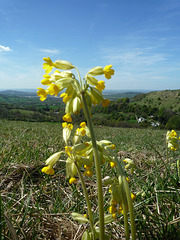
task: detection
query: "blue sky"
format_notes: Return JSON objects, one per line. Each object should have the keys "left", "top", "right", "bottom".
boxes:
{"left": 0, "top": 0, "right": 180, "bottom": 91}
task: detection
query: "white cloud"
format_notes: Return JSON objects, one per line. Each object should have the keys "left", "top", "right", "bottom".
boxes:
{"left": 0, "top": 45, "right": 12, "bottom": 52}
{"left": 39, "top": 49, "right": 60, "bottom": 54}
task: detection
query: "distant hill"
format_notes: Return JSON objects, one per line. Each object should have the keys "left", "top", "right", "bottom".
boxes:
{"left": 0, "top": 89, "right": 144, "bottom": 104}
{"left": 133, "top": 89, "right": 180, "bottom": 113}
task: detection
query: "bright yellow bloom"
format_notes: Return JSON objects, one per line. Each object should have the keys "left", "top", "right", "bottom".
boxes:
{"left": 102, "top": 99, "right": 111, "bottom": 107}
{"left": 166, "top": 130, "right": 179, "bottom": 151}
{"left": 63, "top": 113, "right": 72, "bottom": 122}
{"left": 41, "top": 166, "right": 54, "bottom": 175}
{"left": 80, "top": 122, "right": 86, "bottom": 128}
{"left": 131, "top": 193, "right": 136, "bottom": 202}
{"left": 79, "top": 128, "right": 86, "bottom": 136}
{"left": 95, "top": 81, "right": 105, "bottom": 92}
{"left": 68, "top": 124, "right": 73, "bottom": 130}
{"left": 37, "top": 88, "right": 47, "bottom": 101}
{"left": 60, "top": 93, "right": 71, "bottom": 103}
{"left": 110, "top": 161, "right": 116, "bottom": 168}
{"left": 108, "top": 205, "right": 116, "bottom": 214}
{"left": 84, "top": 169, "right": 93, "bottom": 177}
{"left": 69, "top": 177, "right": 77, "bottom": 184}
{"left": 103, "top": 65, "right": 114, "bottom": 79}
{"left": 48, "top": 84, "right": 60, "bottom": 96}
{"left": 43, "top": 57, "right": 56, "bottom": 73}
{"left": 41, "top": 74, "right": 51, "bottom": 85}
{"left": 84, "top": 214, "right": 88, "bottom": 218}
{"left": 62, "top": 122, "right": 67, "bottom": 128}
{"left": 126, "top": 177, "right": 130, "bottom": 182}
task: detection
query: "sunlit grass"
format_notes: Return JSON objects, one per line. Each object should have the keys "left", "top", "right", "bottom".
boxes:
{"left": 0, "top": 120, "right": 179, "bottom": 239}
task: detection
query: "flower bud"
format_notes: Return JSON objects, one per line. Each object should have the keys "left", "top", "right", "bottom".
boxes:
{"left": 55, "top": 59, "right": 75, "bottom": 70}
{"left": 73, "top": 96, "right": 82, "bottom": 114}
{"left": 88, "top": 66, "right": 104, "bottom": 76}
{"left": 45, "top": 152, "right": 62, "bottom": 167}
{"left": 86, "top": 75, "right": 98, "bottom": 86}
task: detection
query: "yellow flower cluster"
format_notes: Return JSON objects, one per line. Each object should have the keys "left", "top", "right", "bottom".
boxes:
{"left": 37, "top": 57, "right": 114, "bottom": 120}
{"left": 166, "top": 130, "right": 180, "bottom": 151}
{"left": 108, "top": 182, "right": 136, "bottom": 219}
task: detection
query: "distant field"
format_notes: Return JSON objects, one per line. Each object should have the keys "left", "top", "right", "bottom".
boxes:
{"left": 0, "top": 120, "right": 179, "bottom": 239}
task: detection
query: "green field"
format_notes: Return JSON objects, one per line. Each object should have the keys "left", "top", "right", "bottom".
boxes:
{"left": 0, "top": 120, "right": 179, "bottom": 239}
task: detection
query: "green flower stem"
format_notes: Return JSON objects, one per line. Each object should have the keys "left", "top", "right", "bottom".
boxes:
{"left": 75, "top": 162, "right": 95, "bottom": 239}
{"left": 122, "top": 196, "right": 130, "bottom": 240}
{"left": 81, "top": 91, "right": 105, "bottom": 240}
{"left": 123, "top": 176, "right": 136, "bottom": 240}
{"left": 115, "top": 157, "right": 136, "bottom": 240}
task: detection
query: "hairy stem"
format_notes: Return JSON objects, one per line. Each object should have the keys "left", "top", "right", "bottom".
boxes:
{"left": 75, "top": 162, "right": 95, "bottom": 239}
{"left": 81, "top": 91, "right": 105, "bottom": 240}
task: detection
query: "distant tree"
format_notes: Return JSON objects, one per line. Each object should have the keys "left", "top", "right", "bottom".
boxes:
{"left": 165, "top": 115, "right": 180, "bottom": 130}
{"left": 158, "top": 107, "right": 175, "bottom": 125}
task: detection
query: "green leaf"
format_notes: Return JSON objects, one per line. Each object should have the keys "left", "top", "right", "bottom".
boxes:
{"left": 104, "top": 214, "right": 114, "bottom": 224}
{"left": 71, "top": 212, "right": 90, "bottom": 224}
{"left": 82, "top": 230, "right": 91, "bottom": 240}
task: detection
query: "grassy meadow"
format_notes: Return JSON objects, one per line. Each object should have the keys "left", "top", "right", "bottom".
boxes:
{"left": 0, "top": 120, "right": 179, "bottom": 239}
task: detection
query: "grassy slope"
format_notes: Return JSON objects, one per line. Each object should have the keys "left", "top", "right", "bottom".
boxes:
{"left": 0, "top": 120, "right": 179, "bottom": 239}
{"left": 134, "top": 89, "right": 180, "bottom": 112}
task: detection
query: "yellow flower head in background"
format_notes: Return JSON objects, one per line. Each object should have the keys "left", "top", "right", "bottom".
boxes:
{"left": 69, "top": 177, "right": 77, "bottom": 184}
{"left": 166, "top": 130, "right": 179, "bottom": 151}
{"left": 63, "top": 113, "right": 72, "bottom": 122}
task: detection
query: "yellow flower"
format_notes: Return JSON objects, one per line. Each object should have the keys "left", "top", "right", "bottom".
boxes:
{"left": 104, "top": 65, "right": 114, "bottom": 79}
{"left": 41, "top": 166, "right": 54, "bottom": 175}
{"left": 84, "top": 165, "right": 90, "bottom": 170}
{"left": 62, "top": 122, "right": 68, "bottom": 128}
{"left": 60, "top": 93, "right": 71, "bottom": 103}
{"left": 43, "top": 57, "right": 56, "bottom": 74}
{"left": 112, "top": 213, "right": 116, "bottom": 219}
{"left": 102, "top": 99, "right": 111, "bottom": 107}
{"left": 95, "top": 81, "right": 105, "bottom": 92}
{"left": 108, "top": 205, "right": 116, "bottom": 214}
{"left": 48, "top": 84, "right": 60, "bottom": 96}
{"left": 110, "top": 161, "right": 116, "bottom": 168}
{"left": 126, "top": 177, "right": 130, "bottom": 182}
{"left": 79, "top": 128, "right": 86, "bottom": 136}
{"left": 84, "top": 169, "right": 93, "bottom": 177}
{"left": 68, "top": 124, "right": 73, "bottom": 130}
{"left": 41, "top": 74, "right": 51, "bottom": 85}
{"left": 80, "top": 122, "right": 86, "bottom": 128}
{"left": 63, "top": 113, "right": 72, "bottom": 122}
{"left": 131, "top": 193, "right": 136, "bottom": 202}
{"left": 37, "top": 88, "right": 47, "bottom": 101}
{"left": 166, "top": 130, "right": 179, "bottom": 151}
{"left": 69, "top": 177, "right": 77, "bottom": 184}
